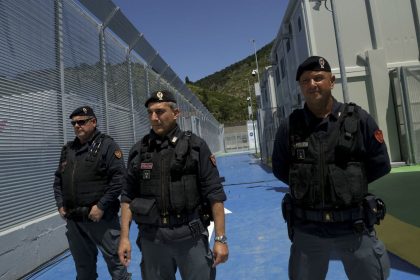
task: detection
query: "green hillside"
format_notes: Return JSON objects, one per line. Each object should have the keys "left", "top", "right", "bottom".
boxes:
{"left": 186, "top": 41, "right": 273, "bottom": 126}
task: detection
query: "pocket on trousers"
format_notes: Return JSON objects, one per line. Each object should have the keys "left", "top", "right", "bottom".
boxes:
{"left": 372, "top": 238, "right": 390, "bottom": 279}
{"left": 103, "top": 228, "right": 120, "bottom": 253}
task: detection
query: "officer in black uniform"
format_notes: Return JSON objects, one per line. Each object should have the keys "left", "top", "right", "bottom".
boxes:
{"left": 272, "top": 56, "right": 391, "bottom": 280}
{"left": 118, "top": 90, "right": 229, "bottom": 280}
{"left": 53, "top": 106, "right": 130, "bottom": 280}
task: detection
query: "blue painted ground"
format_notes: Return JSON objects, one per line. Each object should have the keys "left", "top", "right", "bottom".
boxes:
{"left": 28, "top": 152, "right": 420, "bottom": 279}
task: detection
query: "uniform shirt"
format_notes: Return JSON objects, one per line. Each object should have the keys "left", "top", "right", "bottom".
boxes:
{"left": 122, "top": 125, "right": 226, "bottom": 241}
{"left": 272, "top": 99, "right": 391, "bottom": 236}
{"left": 53, "top": 130, "right": 125, "bottom": 214}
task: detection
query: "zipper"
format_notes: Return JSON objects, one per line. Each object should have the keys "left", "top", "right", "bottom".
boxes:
{"left": 319, "top": 140, "right": 325, "bottom": 208}
{"left": 71, "top": 159, "right": 77, "bottom": 206}
{"left": 161, "top": 156, "right": 168, "bottom": 224}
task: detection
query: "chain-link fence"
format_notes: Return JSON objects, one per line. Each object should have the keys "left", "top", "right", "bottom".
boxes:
{"left": 0, "top": 0, "right": 222, "bottom": 233}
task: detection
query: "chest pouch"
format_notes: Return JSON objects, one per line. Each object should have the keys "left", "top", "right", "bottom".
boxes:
{"left": 130, "top": 197, "right": 159, "bottom": 225}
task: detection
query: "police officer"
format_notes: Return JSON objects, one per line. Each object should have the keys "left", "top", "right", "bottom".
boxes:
{"left": 52, "top": 106, "right": 130, "bottom": 280}
{"left": 118, "top": 90, "right": 229, "bottom": 280}
{"left": 272, "top": 56, "right": 391, "bottom": 280}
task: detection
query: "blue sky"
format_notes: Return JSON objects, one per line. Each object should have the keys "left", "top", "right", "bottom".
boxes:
{"left": 112, "top": 0, "right": 287, "bottom": 82}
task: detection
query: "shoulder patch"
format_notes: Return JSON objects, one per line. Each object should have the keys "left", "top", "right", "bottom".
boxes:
{"left": 210, "top": 154, "right": 217, "bottom": 167}
{"left": 114, "top": 149, "right": 123, "bottom": 159}
{"left": 374, "top": 129, "right": 384, "bottom": 144}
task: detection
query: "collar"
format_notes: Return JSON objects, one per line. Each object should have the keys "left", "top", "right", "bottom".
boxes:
{"left": 303, "top": 98, "right": 342, "bottom": 124}
{"left": 149, "top": 125, "right": 182, "bottom": 146}
{"left": 73, "top": 129, "right": 101, "bottom": 147}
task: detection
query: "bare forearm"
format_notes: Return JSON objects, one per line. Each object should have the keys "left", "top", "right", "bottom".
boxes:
{"left": 120, "top": 202, "right": 132, "bottom": 239}
{"left": 211, "top": 201, "right": 226, "bottom": 236}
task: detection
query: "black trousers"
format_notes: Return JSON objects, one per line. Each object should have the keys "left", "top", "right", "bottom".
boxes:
{"left": 66, "top": 216, "right": 129, "bottom": 280}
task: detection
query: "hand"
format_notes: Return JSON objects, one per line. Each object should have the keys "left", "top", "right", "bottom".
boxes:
{"left": 58, "top": 207, "right": 67, "bottom": 220}
{"left": 212, "top": 242, "right": 229, "bottom": 267}
{"left": 88, "top": 205, "right": 104, "bottom": 222}
{"left": 118, "top": 238, "right": 131, "bottom": 267}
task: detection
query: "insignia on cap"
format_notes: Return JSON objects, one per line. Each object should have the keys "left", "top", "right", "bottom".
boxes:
{"left": 319, "top": 58, "right": 325, "bottom": 69}
{"left": 114, "top": 149, "right": 122, "bottom": 159}
{"left": 157, "top": 91, "right": 164, "bottom": 100}
{"left": 83, "top": 107, "right": 88, "bottom": 113}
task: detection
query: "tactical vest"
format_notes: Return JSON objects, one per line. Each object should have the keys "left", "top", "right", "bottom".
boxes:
{"left": 289, "top": 103, "right": 368, "bottom": 209}
{"left": 136, "top": 131, "right": 201, "bottom": 225}
{"left": 61, "top": 134, "right": 108, "bottom": 208}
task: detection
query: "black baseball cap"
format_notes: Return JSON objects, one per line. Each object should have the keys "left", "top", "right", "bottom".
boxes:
{"left": 69, "top": 106, "right": 96, "bottom": 119}
{"left": 144, "top": 90, "right": 177, "bottom": 107}
{"left": 296, "top": 56, "right": 331, "bottom": 81}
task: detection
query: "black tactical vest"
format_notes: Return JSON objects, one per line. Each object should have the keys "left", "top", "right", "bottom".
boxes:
{"left": 136, "top": 131, "right": 201, "bottom": 224}
{"left": 61, "top": 134, "right": 108, "bottom": 208}
{"left": 288, "top": 103, "right": 368, "bottom": 209}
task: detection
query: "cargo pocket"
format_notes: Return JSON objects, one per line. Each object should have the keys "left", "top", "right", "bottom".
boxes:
{"left": 372, "top": 237, "right": 390, "bottom": 279}
{"left": 289, "top": 164, "right": 314, "bottom": 204}
{"left": 129, "top": 198, "right": 159, "bottom": 225}
{"left": 328, "top": 162, "right": 367, "bottom": 205}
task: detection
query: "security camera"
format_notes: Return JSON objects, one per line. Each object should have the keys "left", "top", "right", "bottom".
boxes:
{"left": 251, "top": 69, "right": 258, "bottom": 76}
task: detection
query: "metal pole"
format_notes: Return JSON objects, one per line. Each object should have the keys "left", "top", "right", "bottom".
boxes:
{"left": 251, "top": 39, "right": 263, "bottom": 160}
{"left": 330, "top": 0, "right": 350, "bottom": 103}
{"left": 252, "top": 39, "right": 261, "bottom": 84}
{"left": 247, "top": 79, "right": 258, "bottom": 154}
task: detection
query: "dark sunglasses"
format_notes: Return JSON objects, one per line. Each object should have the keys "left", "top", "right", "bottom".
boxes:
{"left": 71, "top": 118, "right": 93, "bottom": 127}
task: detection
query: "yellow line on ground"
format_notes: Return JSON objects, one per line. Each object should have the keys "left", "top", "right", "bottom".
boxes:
{"left": 376, "top": 214, "right": 420, "bottom": 268}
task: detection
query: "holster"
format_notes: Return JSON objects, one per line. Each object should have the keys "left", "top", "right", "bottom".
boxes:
{"left": 363, "top": 194, "right": 386, "bottom": 228}
{"left": 65, "top": 206, "right": 90, "bottom": 222}
{"left": 198, "top": 201, "right": 213, "bottom": 227}
{"left": 282, "top": 193, "right": 294, "bottom": 241}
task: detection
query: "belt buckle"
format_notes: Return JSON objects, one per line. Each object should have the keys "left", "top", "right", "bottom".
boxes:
{"left": 323, "top": 211, "right": 333, "bottom": 222}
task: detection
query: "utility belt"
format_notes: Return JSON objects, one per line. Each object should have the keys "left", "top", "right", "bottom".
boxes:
{"left": 65, "top": 206, "right": 91, "bottom": 222}
{"left": 282, "top": 193, "right": 386, "bottom": 240}
{"left": 130, "top": 197, "right": 204, "bottom": 228}
{"left": 293, "top": 206, "right": 364, "bottom": 223}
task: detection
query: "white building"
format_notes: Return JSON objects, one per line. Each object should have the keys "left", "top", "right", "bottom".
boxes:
{"left": 264, "top": 0, "right": 420, "bottom": 164}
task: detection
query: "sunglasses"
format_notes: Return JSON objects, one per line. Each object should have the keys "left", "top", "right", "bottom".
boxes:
{"left": 71, "top": 118, "right": 93, "bottom": 127}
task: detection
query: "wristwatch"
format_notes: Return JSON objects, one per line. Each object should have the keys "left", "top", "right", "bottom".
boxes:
{"left": 214, "top": 235, "right": 228, "bottom": 244}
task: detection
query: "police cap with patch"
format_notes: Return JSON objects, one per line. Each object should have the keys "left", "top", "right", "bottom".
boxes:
{"left": 69, "top": 106, "right": 96, "bottom": 119}
{"left": 144, "top": 90, "right": 177, "bottom": 107}
{"left": 296, "top": 56, "right": 331, "bottom": 81}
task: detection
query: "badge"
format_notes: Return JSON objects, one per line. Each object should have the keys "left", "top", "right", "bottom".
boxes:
{"left": 140, "top": 162, "right": 153, "bottom": 169}
{"left": 114, "top": 149, "right": 122, "bottom": 159}
{"left": 296, "top": 149, "right": 305, "bottom": 160}
{"left": 319, "top": 57, "right": 325, "bottom": 69}
{"left": 142, "top": 170, "right": 151, "bottom": 180}
{"left": 171, "top": 136, "right": 178, "bottom": 143}
{"left": 83, "top": 107, "right": 88, "bottom": 113}
{"left": 157, "top": 91, "right": 163, "bottom": 100}
{"left": 374, "top": 129, "right": 384, "bottom": 143}
{"left": 210, "top": 154, "right": 217, "bottom": 167}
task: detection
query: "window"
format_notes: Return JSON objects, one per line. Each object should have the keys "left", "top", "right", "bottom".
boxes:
{"left": 280, "top": 57, "right": 286, "bottom": 78}
{"left": 298, "top": 17, "right": 302, "bottom": 32}
{"left": 275, "top": 67, "right": 280, "bottom": 85}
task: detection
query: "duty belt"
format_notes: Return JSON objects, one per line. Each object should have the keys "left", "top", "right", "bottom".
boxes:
{"left": 162, "top": 211, "right": 201, "bottom": 227}
{"left": 293, "top": 206, "right": 364, "bottom": 223}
